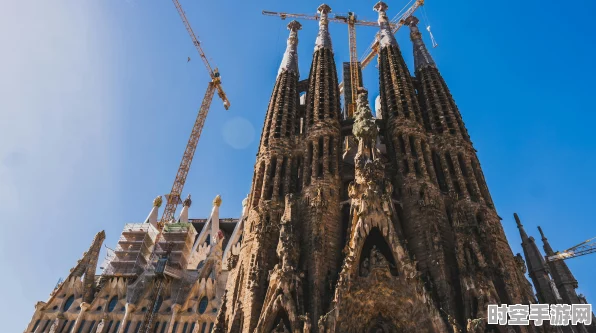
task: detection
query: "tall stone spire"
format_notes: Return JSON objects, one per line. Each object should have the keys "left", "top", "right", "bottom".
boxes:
{"left": 302, "top": 3, "right": 343, "bottom": 324}
{"left": 515, "top": 214, "right": 558, "bottom": 304}
{"left": 314, "top": 4, "right": 332, "bottom": 51}
{"left": 538, "top": 226, "right": 581, "bottom": 305}
{"left": 405, "top": 16, "right": 436, "bottom": 70}
{"left": 278, "top": 20, "right": 301, "bottom": 78}
{"left": 373, "top": 1, "right": 398, "bottom": 48}
{"left": 405, "top": 15, "right": 472, "bottom": 144}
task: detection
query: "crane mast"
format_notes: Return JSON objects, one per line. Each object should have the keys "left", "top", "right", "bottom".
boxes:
{"left": 160, "top": 0, "right": 231, "bottom": 224}
{"left": 338, "top": 0, "right": 424, "bottom": 93}
{"left": 138, "top": 1, "right": 230, "bottom": 331}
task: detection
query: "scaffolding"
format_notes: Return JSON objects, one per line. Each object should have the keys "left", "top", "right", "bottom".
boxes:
{"left": 102, "top": 223, "right": 159, "bottom": 277}
{"left": 153, "top": 223, "right": 197, "bottom": 278}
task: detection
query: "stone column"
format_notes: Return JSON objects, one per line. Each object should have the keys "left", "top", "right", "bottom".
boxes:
{"left": 71, "top": 302, "right": 91, "bottom": 333}
{"left": 117, "top": 303, "right": 136, "bottom": 333}
{"left": 166, "top": 304, "right": 181, "bottom": 333}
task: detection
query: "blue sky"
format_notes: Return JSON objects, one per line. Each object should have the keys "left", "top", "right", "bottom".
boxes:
{"left": 1, "top": 0, "right": 595, "bottom": 331}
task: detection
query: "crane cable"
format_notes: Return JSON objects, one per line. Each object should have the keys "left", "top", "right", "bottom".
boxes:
{"left": 422, "top": 6, "right": 438, "bottom": 48}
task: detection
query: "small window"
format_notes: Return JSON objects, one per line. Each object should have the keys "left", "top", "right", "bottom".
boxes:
{"left": 107, "top": 296, "right": 118, "bottom": 312}
{"left": 209, "top": 323, "right": 214, "bottom": 332}
{"left": 182, "top": 323, "right": 188, "bottom": 333}
{"left": 87, "top": 321, "right": 96, "bottom": 333}
{"left": 63, "top": 295, "right": 75, "bottom": 311}
{"left": 31, "top": 319, "right": 41, "bottom": 333}
{"left": 77, "top": 320, "right": 86, "bottom": 333}
{"left": 198, "top": 296, "right": 209, "bottom": 314}
{"left": 200, "top": 323, "right": 207, "bottom": 333}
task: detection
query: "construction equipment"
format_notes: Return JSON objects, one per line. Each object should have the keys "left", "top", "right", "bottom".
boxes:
{"left": 546, "top": 236, "right": 596, "bottom": 262}
{"left": 161, "top": 0, "right": 231, "bottom": 224}
{"left": 137, "top": 1, "right": 230, "bottom": 331}
{"left": 262, "top": 10, "right": 389, "bottom": 117}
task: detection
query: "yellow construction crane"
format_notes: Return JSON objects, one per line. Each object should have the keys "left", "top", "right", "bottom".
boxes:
{"left": 137, "top": 1, "right": 230, "bottom": 332}
{"left": 263, "top": 9, "right": 390, "bottom": 117}
{"left": 546, "top": 236, "right": 596, "bottom": 262}
{"left": 160, "top": 0, "right": 231, "bottom": 224}
{"left": 339, "top": 0, "right": 425, "bottom": 94}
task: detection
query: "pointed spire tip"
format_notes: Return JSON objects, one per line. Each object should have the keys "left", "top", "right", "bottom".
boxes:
{"left": 514, "top": 213, "right": 522, "bottom": 227}
{"left": 538, "top": 226, "right": 547, "bottom": 240}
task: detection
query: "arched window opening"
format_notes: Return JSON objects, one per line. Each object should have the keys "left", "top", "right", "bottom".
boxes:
{"left": 123, "top": 322, "right": 131, "bottom": 333}
{"left": 107, "top": 296, "right": 118, "bottom": 313}
{"left": 153, "top": 322, "right": 160, "bottom": 333}
{"left": 59, "top": 320, "right": 69, "bottom": 333}
{"left": 189, "top": 323, "right": 196, "bottom": 333}
{"left": 432, "top": 151, "right": 448, "bottom": 192}
{"left": 160, "top": 322, "right": 168, "bottom": 333}
{"left": 197, "top": 260, "right": 205, "bottom": 270}
{"left": 77, "top": 320, "right": 87, "bottom": 333}
{"left": 409, "top": 136, "right": 421, "bottom": 177}
{"left": 306, "top": 142, "right": 313, "bottom": 185}
{"left": 182, "top": 323, "right": 188, "bottom": 333}
{"left": 134, "top": 322, "right": 142, "bottom": 333}
{"left": 106, "top": 321, "right": 113, "bottom": 333}
{"left": 31, "top": 319, "right": 41, "bottom": 333}
{"left": 279, "top": 156, "right": 288, "bottom": 199}
{"left": 209, "top": 323, "right": 214, "bottom": 332}
{"left": 113, "top": 321, "right": 121, "bottom": 332}
{"left": 458, "top": 153, "right": 477, "bottom": 201}
{"left": 172, "top": 322, "right": 178, "bottom": 333}
{"left": 200, "top": 322, "right": 207, "bottom": 333}
{"left": 252, "top": 162, "right": 265, "bottom": 208}
{"left": 264, "top": 158, "right": 277, "bottom": 200}
{"left": 328, "top": 136, "right": 335, "bottom": 175}
{"left": 270, "top": 309, "right": 292, "bottom": 332}
{"left": 359, "top": 228, "right": 398, "bottom": 277}
{"left": 87, "top": 321, "right": 96, "bottom": 333}
{"left": 471, "top": 159, "right": 491, "bottom": 204}
{"left": 476, "top": 212, "right": 483, "bottom": 225}
{"left": 205, "top": 234, "right": 211, "bottom": 246}
{"left": 317, "top": 137, "right": 324, "bottom": 178}
{"left": 445, "top": 152, "right": 462, "bottom": 197}
{"left": 63, "top": 295, "right": 75, "bottom": 312}
{"left": 198, "top": 296, "right": 209, "bottom": 314}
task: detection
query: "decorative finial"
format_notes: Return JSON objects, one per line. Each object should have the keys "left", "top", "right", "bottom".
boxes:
{"left": 153, "top": 196, "right": 163, "bottom": 208}
{"left": 373, "top": 1, "right": 389, "bottom": 13}
{"left": 315, "top": 4, "right": 333, "bottom": 51}
{"left": 213, "top": 195, "right": 222, "bottom": 207}
{"left": 183, "top": 194, "right": 192, "bottom": 208}
{"left": 278, "top": 21, "right": 301, "bottom": 77}
{"left": 404, "top": 15, "right": 420, "bottom": 27}
{"left": 373, "top": 1, "right": 398, "bottom": 48}
{"left": 287, "top": 20, "right": 302, "bottom": 32}
{"left": 318, "top": 4, "right": 331, "bottom": 15}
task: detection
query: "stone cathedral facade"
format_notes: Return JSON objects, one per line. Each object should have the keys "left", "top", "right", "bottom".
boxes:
{"left": 25, "top": 2, "right": 595, "bottom": 333}
{"left": 211, "top": 2, "right": 593, "bottom": 333}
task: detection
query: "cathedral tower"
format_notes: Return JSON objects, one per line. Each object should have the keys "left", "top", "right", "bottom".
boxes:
{"left": 214, "top": 2, "right": 586, "bottom": 333}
